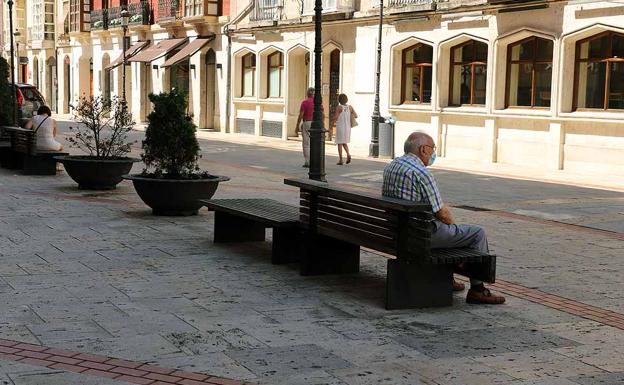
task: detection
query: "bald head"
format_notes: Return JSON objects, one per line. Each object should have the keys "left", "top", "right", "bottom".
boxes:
{"left": 404, "top": 132, "right": 433, "bottom": 155}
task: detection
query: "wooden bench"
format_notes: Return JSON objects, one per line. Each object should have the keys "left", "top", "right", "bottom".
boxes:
{"left": 3, "top": 126, "right": 67, "bottom": 175}
{"left": 200, "top": 198, "right": 301, "bottom": 264}
{"left": 284, "top": 178, "right": 496, "bottom": 310}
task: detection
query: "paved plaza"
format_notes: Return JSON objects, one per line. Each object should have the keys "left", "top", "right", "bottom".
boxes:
{"left": 0, "top": 121, "right": 622, "bottom": 384}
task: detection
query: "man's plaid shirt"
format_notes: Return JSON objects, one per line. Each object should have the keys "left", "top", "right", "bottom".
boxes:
{"left": 382, "top": 153, "right": 444, "bottom": 213}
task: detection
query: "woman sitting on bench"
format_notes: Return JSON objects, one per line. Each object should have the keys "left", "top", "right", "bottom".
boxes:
{"left": 25, "top": 105, "right": 63, "bottom": 151}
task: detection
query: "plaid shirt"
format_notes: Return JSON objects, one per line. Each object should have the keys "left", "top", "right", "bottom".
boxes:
{"left": 382, "top": 153, "right": 444, "bottom": 213}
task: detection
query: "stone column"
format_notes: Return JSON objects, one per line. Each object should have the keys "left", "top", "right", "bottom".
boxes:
{"left": 548, "top": 121, "right": 565, "bottom": 170}
{"left": 483, "top": 118, "right": 498, "bottom": 163}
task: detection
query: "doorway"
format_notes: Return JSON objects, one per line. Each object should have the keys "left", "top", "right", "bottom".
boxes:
{"left": 328, "top": 49, "right": 340, "bottom": 140}
{"left": 33, "top": 57, "right": 39, "bottom": 89}
{"left": 286, "top": 46, "right": 310, "bottom": 137}
{"left": 204, "top": 49, "right": 216, "bottom": 129}
{"left": 46, "top": 57, "right": 57, "bottom": 112}
{"left": 63, "top": 55, "right": 70, "bottom": 113}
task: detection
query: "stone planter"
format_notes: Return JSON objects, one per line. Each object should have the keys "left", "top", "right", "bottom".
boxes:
{"left": 55, "top": 155, "right": 140, "bottom": 190}
{"left": 122, "top": 174, "right": 230, "bottom": 216}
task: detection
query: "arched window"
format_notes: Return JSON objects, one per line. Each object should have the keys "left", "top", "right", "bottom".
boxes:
{"left": 241, "top": 53, "right": 256, "bottom": 97}
{"left": 267, "top": 51, "right": 283, "bottom": 98}
{"left": 401, "top": 43, "right": 433, "bottom": 104}
{"left": 450, "top": 40, "right": 488, "bottom": 106}
{"left": 506, "top": 37, "right": 553, "bottom": 108}
{"left": 575, "top": 31, "right": 624, "bottom": 110}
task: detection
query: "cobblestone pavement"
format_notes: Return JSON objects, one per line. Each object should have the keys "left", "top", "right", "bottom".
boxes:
{"left": 0, "top": 122, "right": 622, "bottom": 384}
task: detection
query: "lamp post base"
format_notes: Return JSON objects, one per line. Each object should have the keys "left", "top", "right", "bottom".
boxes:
{"left": 369, "top": 143, "right": 379, "bottom": 158}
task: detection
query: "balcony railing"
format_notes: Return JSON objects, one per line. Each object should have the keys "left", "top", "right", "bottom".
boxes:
{"left": 250, "top": 0, "right": 281, "bottom": 21}
{"left": 128, "top": 1, "right": 151, "bottom": 25}
{"left": 157, "top": 0, "right": 182, "bottom": 22}
{"left": 91, "top": 8, "right": 109, "bottom": 30}
{"left": 302, "top": 0, "right": 352, "bottom": 15}
{"left": 387, "top": 0, "right": 435, "bottom": 8}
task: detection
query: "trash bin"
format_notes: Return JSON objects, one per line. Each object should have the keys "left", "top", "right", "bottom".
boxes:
{"left": 379, "top": 116, "right": 395, "bottom": 158}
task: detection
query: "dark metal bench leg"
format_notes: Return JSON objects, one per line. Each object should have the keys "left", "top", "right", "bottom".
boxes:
{"left": 300, "top": 234, "right": 360, "bottom": 276}
{"left": 213, "top": 211, "right": 265, "bottom": 243}
{"left": 271, "top": 228, "right": 300, "bottom": 265}
{"left": 386, "top": 260, "right": 453, "bottom": 309}
{"left": 23, "top": 155, "right": 57, "bottom": 175}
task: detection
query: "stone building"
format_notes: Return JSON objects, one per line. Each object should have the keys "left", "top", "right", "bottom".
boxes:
{"left": 2, "top": 0, "right": 624, "bottom": 179}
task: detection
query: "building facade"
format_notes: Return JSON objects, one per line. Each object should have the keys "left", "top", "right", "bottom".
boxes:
{"left": 227, "top": 0, "right": 624, "bottom": 178}
{"left": 2, "top": 0, "right": 624, "bottom": 179}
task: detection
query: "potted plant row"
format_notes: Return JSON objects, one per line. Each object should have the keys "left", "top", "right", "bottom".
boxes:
{"left": 55, "top": 96, "right": 139, "bottom": 190}
{"left": 123, "top": 90, "right": 229, "bottom": 216}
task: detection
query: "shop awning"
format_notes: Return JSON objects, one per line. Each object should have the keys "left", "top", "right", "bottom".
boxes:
{"left": 129, "top": 38, "right": 187, "bottom": 63}
{"left": 161, "top": 36, "right": 215, "bottom": 68}
{"left": 105, "top": 41, "right": 149, "bottom": 69}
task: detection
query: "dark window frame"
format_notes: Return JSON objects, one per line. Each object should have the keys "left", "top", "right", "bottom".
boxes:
{"left": 448, "top": 39, "right": 488, "bottom": 107}
{"left": 266, "top": 51, "right": 284, "bottom": 98}
{"left": 241, "top": 52, "right": 256, "bottom": 97}
{"left": 573, "top": 31, "right": 624, "bottom": 111}
{"left": 505, "top": 36, "right": 554, "bottom": 109}
{"left": 400, "top": 42, "right": 433, "bottom": 105}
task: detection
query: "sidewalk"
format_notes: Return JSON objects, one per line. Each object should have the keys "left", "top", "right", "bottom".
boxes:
{"left": 188, "top": 128, "right": 624, "bottom": 193}
{"left": 1, "top": 140, "right": 624, "bottom": 384}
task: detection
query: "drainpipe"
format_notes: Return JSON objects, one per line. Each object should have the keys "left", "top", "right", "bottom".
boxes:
{"left": 223, "top": 1, "right": 254, "bottom": 134}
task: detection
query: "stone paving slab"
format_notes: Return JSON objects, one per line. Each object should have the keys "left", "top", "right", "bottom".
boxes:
{"left": 2, "top": 130, "right": 624, "bottom": 384}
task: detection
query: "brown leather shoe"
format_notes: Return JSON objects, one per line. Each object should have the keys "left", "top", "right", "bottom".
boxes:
{"left": 466, "top": 288, "right": 506, "bottom": 305}
{"left": 452, "top": 280, "right": 465, "bottom": 292}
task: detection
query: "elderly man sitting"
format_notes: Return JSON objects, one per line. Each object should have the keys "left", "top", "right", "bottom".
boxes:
{"left": 382, "top": 131, "right": 505, "bottom": 305}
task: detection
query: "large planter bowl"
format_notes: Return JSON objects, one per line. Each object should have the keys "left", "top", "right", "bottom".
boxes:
{"left": 122, "top": 174, "right": 230, "bottom": 216}
{"left": 55, "top": 155, "right": 140, "bottom": 190}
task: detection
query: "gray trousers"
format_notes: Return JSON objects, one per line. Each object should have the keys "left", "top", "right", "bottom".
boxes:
{"left": 430, "top": 221, "right": 488, "bottom": 287}
{"left": 302, "top": 121, "right": 311, "bottom": 165}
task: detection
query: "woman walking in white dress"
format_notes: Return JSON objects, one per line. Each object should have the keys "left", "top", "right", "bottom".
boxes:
{"left": 25, "top": 105, "right": 63, "bottom": 151}
{"left": 331, "top": 94, "right": 357, "bottom": 165}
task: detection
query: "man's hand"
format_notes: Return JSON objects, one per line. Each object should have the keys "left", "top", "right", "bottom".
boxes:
{"left": 435, "top": 205, "right": 455, "bottom": 225}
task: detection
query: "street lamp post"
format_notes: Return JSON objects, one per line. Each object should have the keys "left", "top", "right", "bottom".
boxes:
{"left": 120, "top": 8, "right": 130, "bottom": 110}
{"left": 308, "top": 0, "right": 326, "bottom": 182}
{"left": 369, "top": 0, "right": 383, "bottom": 158}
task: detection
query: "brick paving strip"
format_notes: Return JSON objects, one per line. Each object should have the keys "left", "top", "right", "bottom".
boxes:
{"left": 0, "top": 340, "right": 256, "bottom": 385}
{"left": 360, "top": 247, "right": 624, "bottom": 331}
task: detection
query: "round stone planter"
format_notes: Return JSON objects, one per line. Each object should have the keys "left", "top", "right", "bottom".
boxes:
{"left": 55, "top": 155, "right": 140, "bottom": 190}
{"left": 122, "top": 174, "right": 230, "bottom": 216}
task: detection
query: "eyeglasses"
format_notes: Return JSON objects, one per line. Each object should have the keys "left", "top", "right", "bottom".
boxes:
{"left": 423, "top": 144, "right": 437, "bottom": 152}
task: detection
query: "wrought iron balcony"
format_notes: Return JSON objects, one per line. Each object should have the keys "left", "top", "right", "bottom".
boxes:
{"left": 302, "top": 0, "right": 353, "bottom": 15}
{"left": 250, "top": 0, "right": 281, "bottom": 21}
{"left": 91, "top": 8, "right": 109, "bottom": 30}
{"left": 387, "top": 0, "right": 435, "bottom": 7}
{"left": 128, "top": 1, "right": 151, "bottom": 25}
{"left": 157, "top": 0, "right": 182, "bottom": 22}
{"left": 108, "top": 6, "right": 122, "bottom": 28}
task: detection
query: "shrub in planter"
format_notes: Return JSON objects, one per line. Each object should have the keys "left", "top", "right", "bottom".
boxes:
{"left": 124, "top": 90, "right": 229, "bottom": 215}
{"left": 55, "top": 96, "right": 139, "bottom": 189}
{"left": 0, "top": 57, "right": 13, "bottom": 127}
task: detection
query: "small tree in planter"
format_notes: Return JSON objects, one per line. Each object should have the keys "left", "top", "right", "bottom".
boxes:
{"left": 0, "top": 57, "right": 13, "bottom": 127}
{"left": 141, "top": 90, "right": 201, "bottom": 178}
{"left": 55, "top": 96, "right": 140, "bottom": 190}
{"left": 124, "top": 90, "right": 229, "bottom": 215}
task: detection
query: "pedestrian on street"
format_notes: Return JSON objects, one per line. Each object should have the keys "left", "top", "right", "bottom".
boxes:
{"left": 295, "top": 87, "right": 323, "bottom": 168}
{"left": 382, "top": 131, "right": 506, "bottom": 305}
{"left": 330, "top": 93, "right": 356, "bottom": 165}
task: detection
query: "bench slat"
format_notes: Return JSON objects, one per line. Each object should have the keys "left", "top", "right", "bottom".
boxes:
{"left": 316, "top": 209, "right": 396, "bottom": 239}
{"left": 286, "top": 178, "right": 431, "bottom": 213}
{"left": 317, "top": 218, "right": 396, "bottom": 253}
{"left": 200, "top": 199, "right": 300, "bottom": 227}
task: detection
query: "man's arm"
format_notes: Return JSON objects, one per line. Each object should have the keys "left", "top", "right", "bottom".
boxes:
{"left": 295, "top": 110, "right": 304, "bottom": 135}
{"left": 435, "top": 205, "right": 455, "bottom": 225}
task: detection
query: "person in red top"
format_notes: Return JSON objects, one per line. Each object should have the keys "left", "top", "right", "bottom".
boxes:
{"left": 295, "top": 87, "right": 324, "bottom": 168}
